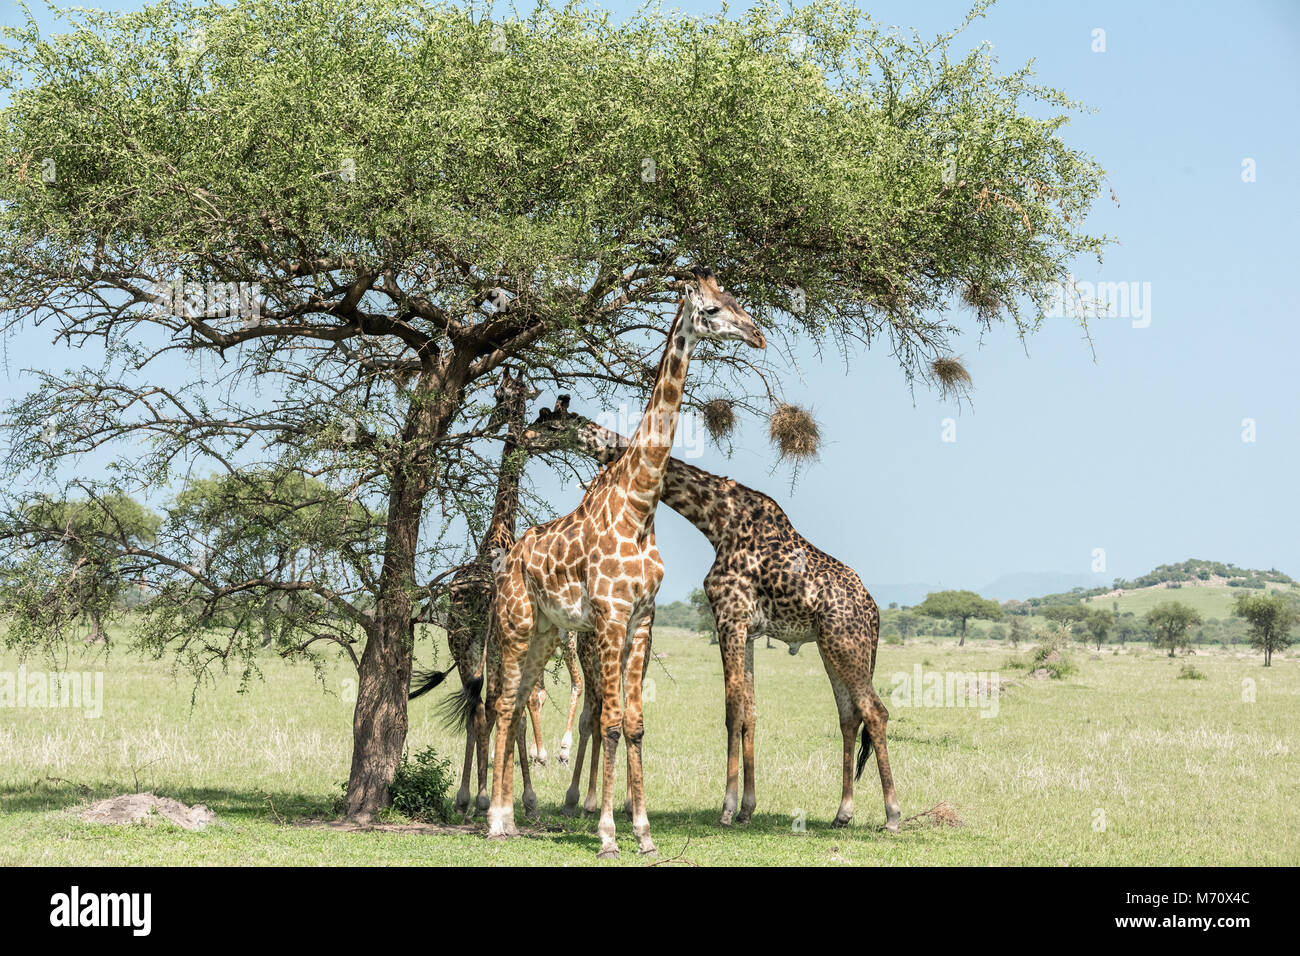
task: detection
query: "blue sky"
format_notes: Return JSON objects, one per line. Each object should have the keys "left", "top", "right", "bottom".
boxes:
{"left": 3, "top": 0, "right": 1298, "bottom": 605}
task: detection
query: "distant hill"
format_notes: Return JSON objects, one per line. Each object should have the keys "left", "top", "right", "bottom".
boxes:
{"left": 1020, "top": 558, "right": 1297, "bottom": 619}
{"left": 978, "top": 570, "right": 1110, "bottom": 602}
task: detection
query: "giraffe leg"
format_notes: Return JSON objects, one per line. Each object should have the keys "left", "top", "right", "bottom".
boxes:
{"left": 623, "top": 613, "right": 656, "bottom": 855}
{"left": 559, "top": 632, "right": 582, "bottom": 765}
{"left": 594, "top": 614, "right": 628, "bottom": 859}
{"left": 717, "top": 621, "right": 749, "bottom": 826}
{"left": 516, "top": 630, "right": 558, "bottom": 820}
{"left": 735, "top": 637, "right": 758, "bottom": 824}
{"left": 563, "top": 632, "right": 598, "bottom": 816}
{"left": 473, "top": 696, "right": 490, "bottom": 815}
{"left": 527, "top": 682, "right": 548, "bottom": 766}
{"left": 487, "top": 592, "right": 541, "bottom": 840}
{"left": 455, "top": 706, "right": 475, "bottom": 816}
{"left": 858, "top": 685, "right": 902, "bottom": 831}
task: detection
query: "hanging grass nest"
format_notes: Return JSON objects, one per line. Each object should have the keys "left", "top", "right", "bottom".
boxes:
{"left": 961, "top": 280, "right": 1003, "bottom": 316}
{"left": 768, "top": 403, "right": 821, "bottom": 461}
{"left": 930, "top": 356, "right": 972, "bottom": 400}
{"left": 700, "top": 399, "right": 737, "bottom": 440}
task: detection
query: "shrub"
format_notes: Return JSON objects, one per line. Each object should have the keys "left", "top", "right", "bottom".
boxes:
{"left": 1030, "top": 636, "right": 1076, "bottom": 679}
{"left": 1178, "top": 664, "right": 1207, "bottom": 681}
{"left": 387, "top": 747, "right": 455, "bottom": 822}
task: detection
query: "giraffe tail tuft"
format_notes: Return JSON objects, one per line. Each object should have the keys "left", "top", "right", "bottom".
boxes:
{"left": 855, "top": 727, "right": 873, "bottom": 781}
{"left": 437, "top": 674, "right": 484, "bottom": 731}
{"left": 409, "top": 666, "right": 454, "bottom": 700}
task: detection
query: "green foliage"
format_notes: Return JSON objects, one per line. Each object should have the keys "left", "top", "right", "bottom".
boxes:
{"left": 1146, "top": 601, "right": 1202, "bottom": 658}
{"left": 1030, "top": 635, "right": 1076, "bottom": 679}
{"left": 385, "top": 747, "right": 455, "bottom": 823}
{"left": 653, "top": 600, "right": 699, "bottom": 630}
{"left": 1177, "top": 664, "right": 1206, "bottom": 681}
{"left": 689, "top": 588, "right": 717, "bottom": 638}
{"left": 1231, "top": 591, "right": 1296, "bottom": 666}
{"left": 917, "top": 590, "right": 1002, "bottom": 644}
{"left": 1009, "top": 617, "right": 1028, "bottom": 646}
{"left": 0, "top": 0, "right": 1108, "bottom": 702}
{"left": 0, "top": 492, "right": 160, "bottom": 652}
{"left": 1084, "top": 608, "right": 1112, "bottom": 649}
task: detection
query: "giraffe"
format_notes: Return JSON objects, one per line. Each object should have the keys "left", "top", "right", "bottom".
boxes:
{"left": 485, "top": 268, "right": 765, "bottom": 857}
{"left": 515, "top": 632, "right": 583, "bottom": 767}
{"left": 408, "top": 369, "right": 544, "bottom": 816}
{"left": 524, "top": 398, "right": 902, "bottom": 832}
{"left": 523, "top": 633, "right": 584, "bottom": 766}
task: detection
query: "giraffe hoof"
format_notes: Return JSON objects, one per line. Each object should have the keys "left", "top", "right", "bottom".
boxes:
{"left": 831, "top": 815, "right": 852, "bottom": 829}
{"left": 638, "top": 845, "right": 658, "bottom": 858}
{"left": 596, "top": 848, "right": 620, "bottom": 860}
{"left": 735, "top": 811, "right": 753, "bottom": 825}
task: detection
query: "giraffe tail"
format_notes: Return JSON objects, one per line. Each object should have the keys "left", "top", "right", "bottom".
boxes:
{"left": 855, "top": 728, "right": 873, "bottom": 782}
{"left": 409, "top": 666, "right": 455, "bottom": 700}
{"left": 437, "top": 673, "right": 483, "bottom": 731}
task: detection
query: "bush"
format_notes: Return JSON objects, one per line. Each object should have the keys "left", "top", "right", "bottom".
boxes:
{"left": 1178, "top": 664, "right": 1207, "bottom": 681}
{"left": 1030, "top": 636, "right": 1076, "bottom": 679}
{"left": 388, "top": 747, "right": 456, "bottom": 822}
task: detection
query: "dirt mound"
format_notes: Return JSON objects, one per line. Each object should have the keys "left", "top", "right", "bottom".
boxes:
{"left": 901, "top": 801, "right": 965, "bottom": 828}
{"left": 80, "top": 793, "right": 215, "bottom": 831}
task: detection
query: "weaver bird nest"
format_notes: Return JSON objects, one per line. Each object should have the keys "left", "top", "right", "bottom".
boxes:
{"left": 700, "top": 399, "right": 737, "bottom": 441}
{"left": 930, "top": 356, "right": 972, "bottom": 400}
{"left": 768, "top": 403, "right": 821, "bottom": 461}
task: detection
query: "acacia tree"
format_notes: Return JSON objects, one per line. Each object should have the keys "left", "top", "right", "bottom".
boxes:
{"left": 2, "top": 492, "right": 159, "bottom": 645}
{"left": 916, "top": 590, "right": 1002, "bottom": 646}
{"left": 0, "top": 0, "right": 1105, "bottom": 820}
{"left": 1146, "top": 601, "right": 1202, "bottom": 658}
{"left": 166, "top": 470, "right": 380, "bottom": 667}
{"left": 1084, "top": 608, "right": 1112, "bottom": 650}
{"left": 1232, "top": 592, "right": 1295, "bottom": 667}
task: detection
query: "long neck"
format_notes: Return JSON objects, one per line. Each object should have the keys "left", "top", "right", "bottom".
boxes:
{"left": 583, "top": 427, "right": 741, "bottom": 550}
{"left": 605, "top": 299, "right": 697, "bottom": 529}
{"left": 482, "top": 403, "right": 526, "bottom": 555}
{"left": 658, "top": 459, "right": 741, "bottom": 550}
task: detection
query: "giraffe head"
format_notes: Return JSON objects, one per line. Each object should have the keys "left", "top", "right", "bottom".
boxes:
{"left": 522, "top": 395, "right": 626, "bottom": 464}
{"left": 680, "top": 267, "right": 766, "bottom": 350}
{"left": 487, "top": 369, "right": 539, "bottom": 433}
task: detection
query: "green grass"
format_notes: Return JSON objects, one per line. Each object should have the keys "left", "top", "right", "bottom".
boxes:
{"left": 2, "top": 628, "right": 1297, "bottom": 865}
{"left": 1084, "top": 582, "right": 1296, "bottom": 619}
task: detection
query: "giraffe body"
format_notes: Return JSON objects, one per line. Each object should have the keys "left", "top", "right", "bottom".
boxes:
{"left": 487, "top": 269, "right": 764, "bottom": 857}
{"left": 526, "top": 407, "right": 901, "bottom": 831}
{"left": 409, "top": 370, "right": 540, "bottom": 816}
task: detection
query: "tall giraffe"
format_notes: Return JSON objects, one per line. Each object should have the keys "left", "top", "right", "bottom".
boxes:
{"left": 409, "top": 369, "right": 542, "bottom": 815}
{"left": 485, "top": 268, "right": 765, "bottom": 857}
{"left": 524, "top": 399, "right": 902, "bottom": 832}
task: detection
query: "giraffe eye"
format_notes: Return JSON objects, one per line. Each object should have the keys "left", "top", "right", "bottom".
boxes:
{"left": 705, "top": 306, "right": 721, "bottom": 315}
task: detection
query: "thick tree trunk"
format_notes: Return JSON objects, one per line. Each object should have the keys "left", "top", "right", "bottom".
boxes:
{"left": 342, "top": 362, "right": 463, "bottom": 823}
{"left": 958, "top": 618, "right": 967, "bottom": 647}
{"left": 344, "top": 609, "right": 413, "bottom": 822}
